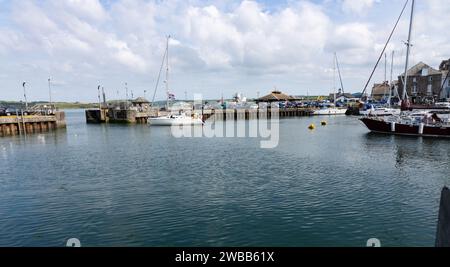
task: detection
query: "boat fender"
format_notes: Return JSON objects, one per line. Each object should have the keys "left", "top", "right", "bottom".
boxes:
{"left": 419, "top": 123, "right": 424, "bottom": 135}
{"left": 391, "top": 122, "right": 396, "bottom": 132}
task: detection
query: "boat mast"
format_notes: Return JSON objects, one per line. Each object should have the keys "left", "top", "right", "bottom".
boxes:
{"left": 402, "top": 0, "right": 415, "bottom": 102}
{"left": 388, "top": 50, "right": 395, "bottom": 106}
{"left": 333, "top": 52, "right": 337, "bottom": 103}
{"left": 335, "top": 53, "right": 345, "bottom": 94}
{"left": 165, "top": 35, "right": 170, "bottom": 110}
{"left": 383, "top": 53, "right": 387, "bottom": 100}
{"left": 384, "top": 53, "right": 387, "bottom": 83}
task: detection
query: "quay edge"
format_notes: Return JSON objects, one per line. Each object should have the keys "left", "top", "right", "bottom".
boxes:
{"left": 0, "top": 111, "right": 66, "bottom": 137}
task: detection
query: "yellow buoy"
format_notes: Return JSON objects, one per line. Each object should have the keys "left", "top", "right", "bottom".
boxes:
{"left": 321, "top": 121, "right": 327, "bottom": 126}
{"left": 308, "top": 124, "right": 316, "bottom": 130}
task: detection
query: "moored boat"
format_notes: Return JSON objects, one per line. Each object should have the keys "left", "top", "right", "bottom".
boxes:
{"left": 359, "top": 105, "right": 401, "bottom": 116}
{"left": 360, "top": 112, "right": 450, "bottom": 137}
{"left": 149, "top": 113, "right": 203, "bottom": 126}
{"left": 149, "top": 36, "right": 203, "bottom": 126}
{"left": 358, "top": 0, "right": 450, "bottom": 137}
{"left": 313, "top": 107, "right": 347, "bottom": 116}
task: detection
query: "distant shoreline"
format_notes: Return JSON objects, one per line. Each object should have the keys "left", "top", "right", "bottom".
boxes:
{"left": 0, "top": 101, "right": 97, "bottom": 109}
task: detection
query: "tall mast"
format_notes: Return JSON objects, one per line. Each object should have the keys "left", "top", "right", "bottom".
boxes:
{"left": 390, "top": 51, "right": 395, "bottom": 86}
{"left": 333, "top": 52, "right": 336, "bottom": 103}
{"left": 335, "top": 53, "right": 345, "bottom": 94}
{"left": 383, "top": 52, "right": 387, "bottom": 100}
{"left": 165, "top": 35, "right": 170, "bottom": 110}
{"left": 402, "top": 0, "right": 415, "bottom": 101}
{"left": 384, "top": 53, "right": 387, "bottom": 83}
{"left": 389, "top": 50, "right": 395, "bottom": 106}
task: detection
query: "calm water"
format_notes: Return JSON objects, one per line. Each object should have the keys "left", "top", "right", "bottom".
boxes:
{"left": 0, "top": 109, "right": 449, "bottom": 247}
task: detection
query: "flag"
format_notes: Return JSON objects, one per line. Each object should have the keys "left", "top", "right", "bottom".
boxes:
{"left": 168, "top": 93, "right": 175, "bottom": 100}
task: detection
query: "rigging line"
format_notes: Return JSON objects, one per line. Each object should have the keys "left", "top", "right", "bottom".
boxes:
{"left": 151, "top": 45, "right": 168, "bottom": 104}
{"left": 361, "top": 0, "right": 409, "bottom": 97}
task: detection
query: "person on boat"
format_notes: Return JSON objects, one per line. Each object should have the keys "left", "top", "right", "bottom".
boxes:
{"left": 432, "top": 113, "right": 442, "bottom": 123}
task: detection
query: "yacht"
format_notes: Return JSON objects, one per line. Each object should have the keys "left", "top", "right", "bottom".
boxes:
{"left": 360, "top": 0, "right": 450, "bottom": 138}
{"left": 149, "top": 36, "right": 203, "bottom": 126}
{"left": 361, "top": 111, "right": 450, "bottom": 137}
{"left": 359, "top": 104, "right": 401, "bottom": 116}
{"left": 314, "top": 54, "right": 348, "bottom": 116}
{"left": 149, "top": 112, "right": 203, "bottom": 126}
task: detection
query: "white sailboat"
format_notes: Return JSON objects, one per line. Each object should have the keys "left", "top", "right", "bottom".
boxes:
{"left": 359, "top": 106, "right": 401, "bottom": 116}
{"left": 314, "top": 53, "right": 347, "bottom": 116}
{"left": 360, "top": 51, "right": 401, "bottom": 116}
{"left": 149, "top": 36, "right": 203, "bottom": 126}
{"left": 150, "top": 113, "right": 203, "bottom": 126}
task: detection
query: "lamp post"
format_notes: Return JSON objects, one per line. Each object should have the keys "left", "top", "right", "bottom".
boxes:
{"left": 125, "top": 82, "right": 129, "bottom": 109}
{"left": 48, "top": 78, "right": 53, "bottom": 111}
{"left": 97, "top": 85, "right": 101, "bottom": 110}
{"left": 22, "top": 82, "right": 28, "bottom": 110}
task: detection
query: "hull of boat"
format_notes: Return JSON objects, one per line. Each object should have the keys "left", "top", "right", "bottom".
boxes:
{"left": 313, "top": 108, "right": 347, "bottom": 116}
{"left": 360, "top": 118, "right": 450, "bottom": 137}
{"left": 149, "top": 117, "right": 203, "bottom": 126}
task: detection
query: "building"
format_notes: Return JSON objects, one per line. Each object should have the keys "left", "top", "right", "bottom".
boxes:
{"left": 131, "top": 97, "right": 151, "bottom": 112}
{"left": 397, "top": 61, "right": 445, "bottom": 104}
{"left": 328, "top": 89, "right": 355, "bottom": 102}
{"left": 439, "top": 59, "right": 450, "bottom": 100}
{"left": 371, "top": 81, "right": 390, "bottom": 101}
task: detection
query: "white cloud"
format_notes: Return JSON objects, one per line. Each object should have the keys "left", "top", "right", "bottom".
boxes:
{"left": 181, "top": 1, "right": 330, "bottom": 72}
{"left": 342, "top": 0, "right": 376, "bottom": 14}
{"left": 0, "top": 0, "right": 449, "bottom": 102}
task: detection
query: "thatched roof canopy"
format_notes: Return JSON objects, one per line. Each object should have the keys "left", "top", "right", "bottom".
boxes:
{"left": 257, "top": 91, "right": 295, "bottom": 102}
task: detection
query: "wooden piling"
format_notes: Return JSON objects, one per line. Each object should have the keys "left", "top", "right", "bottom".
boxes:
{"left": 436, "top": 187, "right": 450, "bottom": 247}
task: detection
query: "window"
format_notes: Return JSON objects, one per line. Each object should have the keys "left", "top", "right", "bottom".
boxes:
{"left": 428, "top": 76, "right": 433, "bottom": 83}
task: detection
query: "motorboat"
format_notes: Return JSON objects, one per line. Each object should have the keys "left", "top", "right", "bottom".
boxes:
{"left": 313, "top": 107, "right": 347, "bottom": 116}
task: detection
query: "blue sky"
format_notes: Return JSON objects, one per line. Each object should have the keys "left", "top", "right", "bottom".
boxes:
{"left": 0, "top": 0, "right": 449, "bottom": 102}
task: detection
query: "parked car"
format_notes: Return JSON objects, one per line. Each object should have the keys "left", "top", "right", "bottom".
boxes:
{"left": 0, "top": 107, "right": 6, "bottom": 116}
{"left": 3, "top": 108, "right": 29, "bottom": 116}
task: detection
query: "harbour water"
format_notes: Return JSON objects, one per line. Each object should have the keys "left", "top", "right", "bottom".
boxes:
{"left": 0, "top": 109, "right": 449, "bottom": 247}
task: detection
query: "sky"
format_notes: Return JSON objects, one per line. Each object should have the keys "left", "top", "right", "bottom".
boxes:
{"left": 0, "top": 0, "right": 449, "bottom": 102}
